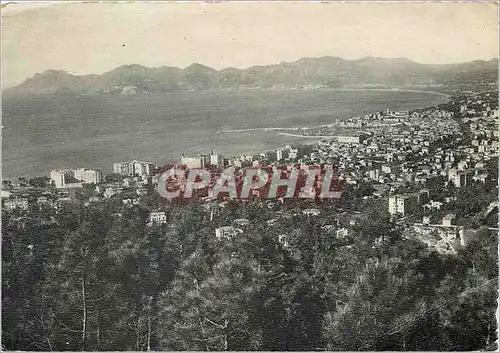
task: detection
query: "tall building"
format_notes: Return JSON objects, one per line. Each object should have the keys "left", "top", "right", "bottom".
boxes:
{"left": 451, "top": 171, "right": 472, "bottom": 188}
{"left": 276, "top": 149, "right": 283, "bottom": 161}
{"left": 51, "top": 168, "right": 102, "bottom": 188}
{"left": 113, "top": 160, "right": 156, "bottom": 176}
{"left": 181, "top": 156, "right": 205, "bottom": 169}
{"left": 209, "top": 153, "right": 224, "bottom": 167}
{"left": 50, "top": 169, "right": 67, "bottom": 188}
{"left": 72, "top": 168, "right": 102, "bottom": 184}
{"left": 388, "top": 194, "right": 419, "bottom": 215}
{"left": 133, "top": 161, "right": 154, "bottom": 176}
{"left": 369, "top": 169, "right": 380, "bottom": 180}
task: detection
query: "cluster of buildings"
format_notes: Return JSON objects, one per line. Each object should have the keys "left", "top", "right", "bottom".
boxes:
{"left": 213, "top": 108, "right": 464, "bottom": 187}
{"left": 2, "top": 160, "right": 158, "bottom": 216}
{"left": 196, "top": 95, "right": 497, "bottom": 254}
{"left": 50, "top": 168, "right": 102, "bottom": 188}
{"left": 112, "top": 160, "right": 156, "bottom": 176}
{"left": 180, "top": 151, "right": 225, "bottom": 169}
{"left": 42, "top": 160, "right": 157, "bottom": 197}
{"left": 2, "top": 91, "right": 498, "bottom": 254}
{"left": 388, "top": 190, "right": 428, "bottom": 215}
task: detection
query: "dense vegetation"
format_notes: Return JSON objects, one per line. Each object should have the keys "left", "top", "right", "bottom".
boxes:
{"left": 2, "top": 193, "right": 497, "bottom": 351}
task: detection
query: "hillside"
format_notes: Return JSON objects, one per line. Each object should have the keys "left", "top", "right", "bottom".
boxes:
{"left": 5, "top": 56, "right": 498, "bottom": 95}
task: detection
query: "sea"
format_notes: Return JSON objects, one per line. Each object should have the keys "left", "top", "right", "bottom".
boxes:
{"left": 2, "top": 89, "right": 449, "bottom": 178}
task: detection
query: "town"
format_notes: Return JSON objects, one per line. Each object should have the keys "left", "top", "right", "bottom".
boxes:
{"left": 2, "top": 90, "right": 498, "bottom": 256}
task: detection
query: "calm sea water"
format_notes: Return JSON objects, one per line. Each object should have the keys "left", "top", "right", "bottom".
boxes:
{"left": 2, "top": 89, "right": 448, "bottom": 178}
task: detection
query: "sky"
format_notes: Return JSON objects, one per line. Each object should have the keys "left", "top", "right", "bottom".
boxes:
{"left": 1, "top": 1, "right": 498, "bottom": 88}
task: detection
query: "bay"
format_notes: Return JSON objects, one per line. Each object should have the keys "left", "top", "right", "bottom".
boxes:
{"left": 2, "top": 89, "right": 448, "bottom": 178}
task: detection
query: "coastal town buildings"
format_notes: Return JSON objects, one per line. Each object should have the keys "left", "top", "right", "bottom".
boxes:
{"left": 113, "top": 160, "right": 156, "bottom": 176}
{"left": 50, "top": 169, "right": 67, "bottom": 188}
{"left": 209, "top": 153, "right": 224, "bottom": 167}
{"left": 180, "top": 155, "right": 205, "bottom": 169}
{"left": 4, "top": 90, "right": 498, "bottom": 257}
{"left": 72, "top": 168, "right": 102, "bottom": 184}
{"left": 388, "top": 194, "right": 419, "bottom": 215}
{"left": 50, "top": 168, "right": 102, "bottom": 188}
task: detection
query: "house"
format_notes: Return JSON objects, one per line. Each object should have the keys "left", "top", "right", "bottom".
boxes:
{"left": 302, "top": 208, "right": 321, "bottom": 216}
{"left": 233, "top": 218, "right": 250, "bottom": 227}
{"left": 473, "top": 174, "right": 488, "bottom": 183}
{"left": 442, "top": 214, "right": 456, "bottom": 227}
{"left": 149, "top": 211, "right": 167, "bottom": 225}
{"left": 457, "top": 161, "right": 468, "bottom": 170}
{"left": 215, "top": 226, "right": 243, "bottom": 240}
{"left": 381, "top": 165, "right": 393, "bottom": 174}
{"left": 104, "top": 187, "right": 117, "bottom": 199}
{"left": 336, "top": 228, "right": 350, "bottom": 238}
{"left": 122, "top": 198, "right": 140, "bottom": 206}
{"left": 37, "top": 196, "right": 48, "bottom": 205}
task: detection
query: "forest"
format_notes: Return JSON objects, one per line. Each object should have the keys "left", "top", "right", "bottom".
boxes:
{"left": 2, "top": 190, "right": 498, "bottom": 351}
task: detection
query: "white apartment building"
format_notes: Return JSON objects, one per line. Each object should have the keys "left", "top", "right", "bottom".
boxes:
{"left": 72, "top": 168, "right": 102, "bottom": 184}
{"left": 51, "top": 168, "right": 102, "bottom": 187}
{"left": 181, "top": 156, "right": 205, "bottom": 169}
{"left": 209, "top": 153, "right": 224, "bottom": 167}
{"left": 113, "top": 160, "right": 155, "bottom": 176}
{"left": 388, "top": 194, "right": 419, "bottom": 215}
{"left": 276, "top": 149, "right": 284, "bottom": 161}
{"left": 50, "top": 169, "right": 67, "bottom": 188}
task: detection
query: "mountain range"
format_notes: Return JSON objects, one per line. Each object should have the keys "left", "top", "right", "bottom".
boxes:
{"left": 5, "top": 56, "right": 498, "bottom": 95}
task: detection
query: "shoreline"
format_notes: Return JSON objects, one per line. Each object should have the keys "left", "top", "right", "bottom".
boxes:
{"left": 234, "top": 99, "right": 450, "bottom": 160}
{"left": 268, "top": 87, "right": 451, "bottom": 98}
{"left": 3, "top": 86, "right": 452, "bottom": 99}
{"left": 277, "top": 132, "right": 336, "bottom": 139}
{"left": 3, "top": 89, "right": 450, "bottom": 179}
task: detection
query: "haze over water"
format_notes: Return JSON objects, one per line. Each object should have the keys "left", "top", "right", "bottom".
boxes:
{"left": 2, "top": 89, "right": 448, "bottom": 178}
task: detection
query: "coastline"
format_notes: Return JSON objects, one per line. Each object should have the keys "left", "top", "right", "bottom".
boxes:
{"left": 257, "top": 86, "right": 451, "bottom": 98}
{"left": 277, "top": 132, "right": 336, "bottom": 139}
{"left": 3, "top": 86, "right": 452, "bottom": 100}
{"left": 2, "top": 89, "right": 450, "bottom": 179}
{"left": 234, "top": 97, "right": 451, "bottom": 160}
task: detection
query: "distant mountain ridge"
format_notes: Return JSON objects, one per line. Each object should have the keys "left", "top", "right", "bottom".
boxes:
{"left": 6, "top": 56, "right": 499, "bottom": 95}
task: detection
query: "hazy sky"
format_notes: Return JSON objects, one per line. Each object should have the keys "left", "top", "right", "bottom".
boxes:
{"left": 2, "top": 1, "right": 498, "bottom": 88}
